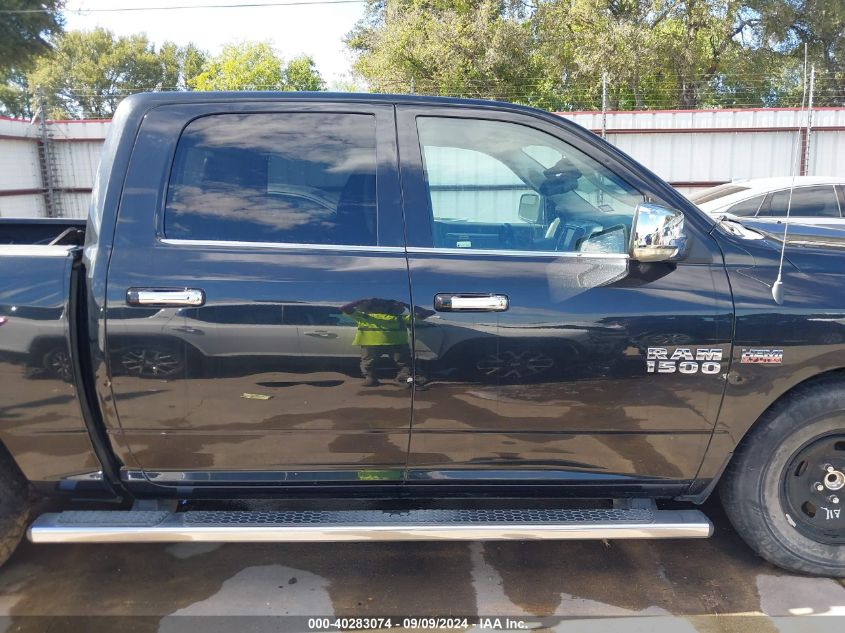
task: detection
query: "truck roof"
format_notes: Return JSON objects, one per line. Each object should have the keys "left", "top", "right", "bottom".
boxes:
{"left": 118, "top": 90, "right": 557, "bottom": 117}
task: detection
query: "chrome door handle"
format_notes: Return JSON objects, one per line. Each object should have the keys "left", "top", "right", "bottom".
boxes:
{"left": 126, "top": 288, "right": 205, "bottom": 307}
{"left": 434, "top": 294, "right": 509, "bottom": 312}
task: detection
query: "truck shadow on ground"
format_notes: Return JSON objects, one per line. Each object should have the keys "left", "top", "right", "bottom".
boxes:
{"left": 0, "top": 500, "right": 843, "bottom": 633}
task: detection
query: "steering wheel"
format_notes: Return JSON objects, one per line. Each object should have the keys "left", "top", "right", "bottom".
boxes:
{"left": 499, "top": 222, "right": 515, "bottom": 249}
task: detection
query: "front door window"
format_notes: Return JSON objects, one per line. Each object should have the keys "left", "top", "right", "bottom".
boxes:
{"left": 416, "top": 117, "right": 643, "bottom": 254}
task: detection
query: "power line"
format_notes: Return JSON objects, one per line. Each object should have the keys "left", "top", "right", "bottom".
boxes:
{"left": 0, "top": 0, "right": 367, "bottom": 13}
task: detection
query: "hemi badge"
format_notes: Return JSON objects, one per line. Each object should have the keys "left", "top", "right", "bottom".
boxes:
{"left": 740, "top": 348, "right": 784, "bottom": 364}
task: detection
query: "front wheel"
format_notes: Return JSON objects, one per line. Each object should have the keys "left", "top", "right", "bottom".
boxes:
{"left": 720, "top": 379, "right": 845, "bottom": 576}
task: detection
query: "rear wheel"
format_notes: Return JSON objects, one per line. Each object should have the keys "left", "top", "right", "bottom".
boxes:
{"left": 0, "top": 446, "right": 31, "bottom": 568}
{"left": 720, "top": 379, "right": 845, "bottom": 576}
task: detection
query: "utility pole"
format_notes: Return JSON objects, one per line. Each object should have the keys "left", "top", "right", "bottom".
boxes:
{"left": 601, "top": 72, "right": 608, "bottom": 140}
{"left": 36, "top": 88, "right": 60, "bottom": 218}
{"left": 804, "top": 65, "right": 816, "bottom": 176}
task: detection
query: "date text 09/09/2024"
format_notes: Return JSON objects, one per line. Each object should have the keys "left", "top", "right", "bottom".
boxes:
{"left": 307, "top": 618, "right": 531, "bottom": 630}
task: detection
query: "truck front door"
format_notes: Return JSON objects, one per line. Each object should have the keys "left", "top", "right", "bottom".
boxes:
{"left": 105, "top": 103, "right": 413, "bottom": 486}
{"left": 398, "top": 107, "right": 733, "bottom": 492}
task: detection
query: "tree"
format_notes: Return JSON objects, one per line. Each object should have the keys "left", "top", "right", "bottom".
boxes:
{"left": 28, "top": 28, "right": 205, "bottom": 118}
{"left": 0, "top": 1, "right": 64, "bottom": 75}
{"left": 0, "top": 70, "right": 34, "bottom": 119}
{"left": 346, "top": 0, "right": 828, "bottom": 110}
{"left": 191, "top": 42, "right": 284, "bottom": 91}
{"left": 751, "top": 0, "right": 845, "bottom": 105}
{"left": 532, "top": 0, "right": 664, "bottom": 110}
{"left": 284, "top": 55, "right": 326, "bottom": 91}
{"left": 190, "top": 42, "right": 325, "bottom": 91}
{"left": 0, "top": 1, "right": 65, "bottom": 118}
{"left": 648, "top": 1, "right": 768, "bottom": 108}
{"left": 346, "top": 1, "right": 539, "bottom": 102}
{"left": 159, "top": 41, "right": 207, "bottom": 91}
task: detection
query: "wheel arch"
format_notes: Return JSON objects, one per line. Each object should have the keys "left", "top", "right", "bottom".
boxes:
{"left": 0, "top": 440, "right": 30, "bottom": 485}
{"left": 685, "top": 367, "right": 845, "bottom": 503}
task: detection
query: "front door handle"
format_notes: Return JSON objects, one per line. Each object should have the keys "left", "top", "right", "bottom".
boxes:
{"left": 304, "top": 330, "right": 338, "bottom": 339}
{"left": 434, "top": 294, "right": 509, "bottom": 312}
{"left": 126, "top": 288, "right": 206, "bottom": 307}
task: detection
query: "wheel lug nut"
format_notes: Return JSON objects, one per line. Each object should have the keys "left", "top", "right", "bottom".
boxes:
{"left": 827, "top": 465, "right": 836, "bottom": 473}
{"left": 815, "top": 483, "right": 825, "bottom": 492}
{"left": 831, "top": 495, "right": 840, "bottom": 504}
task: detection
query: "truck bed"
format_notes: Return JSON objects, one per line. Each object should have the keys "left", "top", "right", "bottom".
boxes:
{"left": 0, "top": 242, "right": 95, "bottom": 483}
{"left": 0, "top": 218, "right": 86, "bottom": 246}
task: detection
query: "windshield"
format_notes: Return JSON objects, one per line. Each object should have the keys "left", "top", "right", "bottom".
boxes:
{"left": 689, "top": 183, "right": 749, "bottom": 204}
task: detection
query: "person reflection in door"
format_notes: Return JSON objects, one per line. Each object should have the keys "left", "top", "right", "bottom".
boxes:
{"left": 341, "top": 298, "right": 412, "bottom": 387}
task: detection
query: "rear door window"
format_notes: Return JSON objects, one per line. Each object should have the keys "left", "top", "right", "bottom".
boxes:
{"left": 164, "top": 113, "right": 378, "bottom": 245}
{"left": 726, "top": 195, "right": 766, "bottom": 217}
{"left": 763, "top": 186, "right": 841, "bottom": 218}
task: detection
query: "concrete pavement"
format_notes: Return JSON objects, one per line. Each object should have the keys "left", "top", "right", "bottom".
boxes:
{"left": 0, "top": 501, "right": 843, "bottom": 632}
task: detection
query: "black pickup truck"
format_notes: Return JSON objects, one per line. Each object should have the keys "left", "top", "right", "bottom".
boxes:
{"left": 1, "top": 93, "right": 843, "bottom": 577}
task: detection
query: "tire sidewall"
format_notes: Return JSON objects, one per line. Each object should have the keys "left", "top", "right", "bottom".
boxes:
{"left": 753, "top": 406, "right": 845, "bottom": 571}
{"left": 0, "top": 449, "right": 30, "bottom": 568}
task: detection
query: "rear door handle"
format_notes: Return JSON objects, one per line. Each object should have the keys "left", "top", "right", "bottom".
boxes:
{"left": 126, "top": 288, "right": 206, "bottom": 307}
{"left": 434, "top": 294, "right": 509, "bottom": 312}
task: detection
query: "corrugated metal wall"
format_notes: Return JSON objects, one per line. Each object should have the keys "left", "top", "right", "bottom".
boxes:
{"left": 0, "top": 117, "right": 109, "bottom": 219}
{"left": 559, "top": 108, "right": 845, "bottom": 195}
{"left": 1, "top": 108, "right": 843, "bottom": 218}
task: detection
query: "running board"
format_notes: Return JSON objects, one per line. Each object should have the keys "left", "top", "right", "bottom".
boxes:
{"left": 28, "top": 507, "right": 713, "bottom": 543}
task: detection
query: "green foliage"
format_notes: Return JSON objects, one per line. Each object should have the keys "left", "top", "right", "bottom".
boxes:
{"left": 0, "top": 1, "right": 65, "bottom": 118}
{"left": 190, "top": 42, "right": 325, "bottom": 92}
{"left": 750, "top": 0, "right": 844, "bottom": 105}
{"left": 191, "top": 42, "right": 284, "bottom": 90}
{"left": 0, "top": 70, "right": 33, "bottom": 119}
{"left": 159, "top": 42, "right": 208, "bottom": 91}
{"left": 347, "top": 0, "right": 845, "bottom": 109}
{"left": 284, "top": 55, "right": 326, "bottom": 91}
{"left": 0, "top": 1, "right": 64, "bottom": 75}
{"left": 347, "top": 0, "right": 540, "bottom": 101}
{"left": 27, "top": 28, "right": 205, "bottom": 118}
{"left": 4, "top": 31, "right": 324, "bottom": 118}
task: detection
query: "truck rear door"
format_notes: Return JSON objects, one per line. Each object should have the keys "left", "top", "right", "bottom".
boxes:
{"left": 105, "top": 102, "right": 413, "bottom": 486}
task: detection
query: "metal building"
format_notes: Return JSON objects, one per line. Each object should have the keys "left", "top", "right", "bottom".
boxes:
{"left": 1, "top": 108, "right": 843, "bottom": 219}
{"left": 560, "top": 107, "right": 845, "bottom": 195}
{"left": 0, "top": 116, "right": 109, "bottom": 219}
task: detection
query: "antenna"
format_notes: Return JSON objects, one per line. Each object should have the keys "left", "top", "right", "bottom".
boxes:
{"left": 772, "top": 50, "right": 814, "bottom": 304}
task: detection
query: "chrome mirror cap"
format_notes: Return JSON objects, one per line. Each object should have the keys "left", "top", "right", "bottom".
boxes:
{"left": 631, "top": 203, "right": 687, "bottom": 262}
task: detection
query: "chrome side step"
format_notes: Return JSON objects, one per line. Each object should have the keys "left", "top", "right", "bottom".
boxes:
{"left": 28, "top": 507, "right": 712, "bottom": 544}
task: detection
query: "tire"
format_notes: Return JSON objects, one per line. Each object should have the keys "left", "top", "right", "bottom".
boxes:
{"left": 0, "top": 445, "right": 31, "bottom": 568}
{"left": 720, "top": 377, "right": 845, "bottom": 576}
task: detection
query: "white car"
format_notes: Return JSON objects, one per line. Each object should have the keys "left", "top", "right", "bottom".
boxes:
{"left": 690, "top": 177, "right": 845, "bottom": 227}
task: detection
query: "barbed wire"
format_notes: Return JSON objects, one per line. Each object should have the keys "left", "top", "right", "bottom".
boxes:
{"left": 0, "top": 0, "right": 368, "bottom": 13}
{"left": 52, "top": 80, "right": 845, "bottom": 93}
{"left": 24, "top": 73, "right": 844, "bottom": 118}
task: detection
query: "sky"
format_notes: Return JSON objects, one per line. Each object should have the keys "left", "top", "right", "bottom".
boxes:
{"left": 63, "top": 0, "right": 369, "bottom": 85}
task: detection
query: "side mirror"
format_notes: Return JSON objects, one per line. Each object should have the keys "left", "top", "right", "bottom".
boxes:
{"left": 518, "top": 193, "right": 541, "bottom": 223}
{"left": 630, "top": 203, "right": 687, "bottom": 262}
